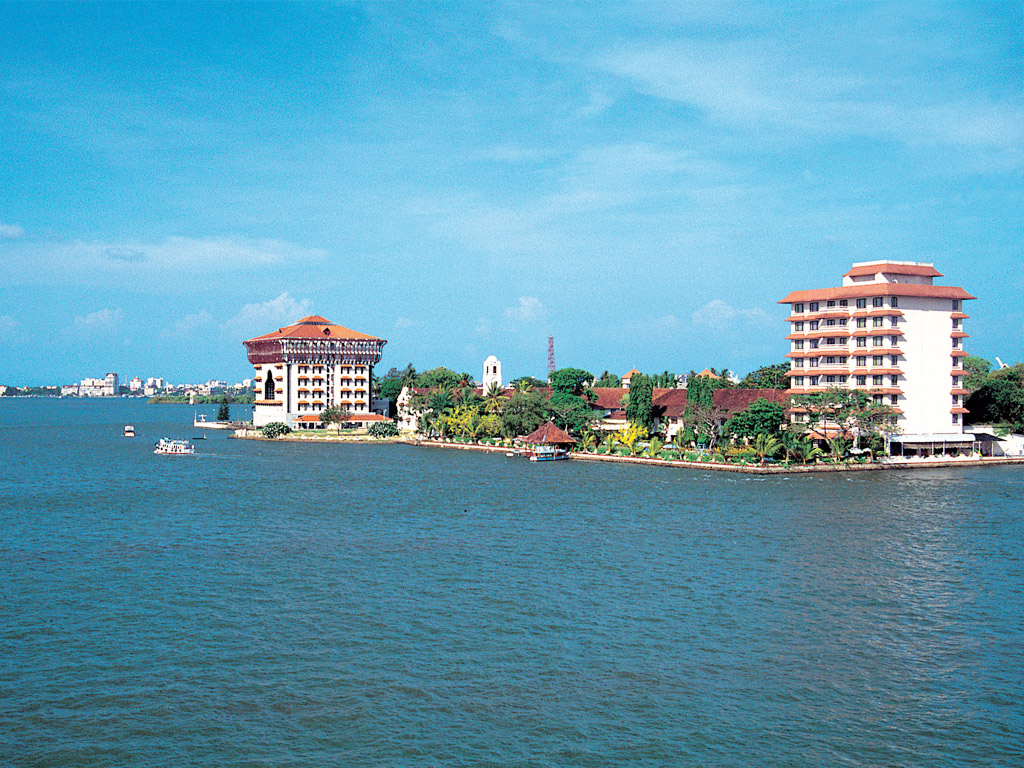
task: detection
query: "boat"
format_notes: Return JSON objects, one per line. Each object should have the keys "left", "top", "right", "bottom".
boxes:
{"left": 124, "top": 425, "right": 135, "bottom": 438}
{"left": 154, "top": 438, "right": 195, "bottom": 455}
{"left": 527, "top": 444, "right": 569, "bottom": 462}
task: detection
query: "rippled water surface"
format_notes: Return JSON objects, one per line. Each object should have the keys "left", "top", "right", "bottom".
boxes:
{"left": 2, "top": 399, "right": 1023, "bottom": 767}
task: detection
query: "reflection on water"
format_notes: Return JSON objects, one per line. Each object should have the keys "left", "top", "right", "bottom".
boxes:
{"left": 1, "top": 398, "right": 1022, "bottom": 767}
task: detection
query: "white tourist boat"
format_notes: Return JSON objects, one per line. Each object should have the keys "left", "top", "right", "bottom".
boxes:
{"left": 124, "top": 425, "right": 135, "bottom": 438}
{"left": 527, "top": 445, "right": 570, "bottom": 462}
{"left": 154, "top": 438, "right": 195, "bottom": 455}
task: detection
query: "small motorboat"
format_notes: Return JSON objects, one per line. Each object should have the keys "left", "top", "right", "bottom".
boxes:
{"left": 124, "top": 425, "right": 135, "bottom": 438}
{"left": 154, "top": 438, "right": 195, "bottom": 455}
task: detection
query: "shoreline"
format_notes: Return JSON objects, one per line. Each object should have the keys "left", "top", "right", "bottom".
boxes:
{"left": 232, "top": 429, "right": 1024, "bottom": 473}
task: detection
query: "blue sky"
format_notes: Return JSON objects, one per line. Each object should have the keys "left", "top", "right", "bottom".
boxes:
{"left": 1, "top": 1, "right": 1021, "bottom": 386}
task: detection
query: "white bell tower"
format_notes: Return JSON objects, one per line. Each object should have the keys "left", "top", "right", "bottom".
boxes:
{"left": 482, "top": 355, "right": 502, "bottom": 390}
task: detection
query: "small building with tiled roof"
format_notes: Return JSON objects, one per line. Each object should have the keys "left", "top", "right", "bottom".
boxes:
{"left": 243, "top": 315, "right": 387, "bottom": 428}
{"left": 621, "top": 368, "right": 642, "bottom": 388}
{"left": 521, "top": 421, "right": 576, "bottom": 446}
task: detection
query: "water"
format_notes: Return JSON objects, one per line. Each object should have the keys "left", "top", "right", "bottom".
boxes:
{"left": 2, "top": 398, "right": 1022, "bottom": 767}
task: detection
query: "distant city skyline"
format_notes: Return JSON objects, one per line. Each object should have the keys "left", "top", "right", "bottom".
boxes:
{"left": 1, "top": 2, "right": 1021, "bottom": 386}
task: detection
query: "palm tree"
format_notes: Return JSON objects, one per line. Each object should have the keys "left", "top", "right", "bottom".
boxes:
{"left": 579, "top": 432, "right": 597, "bottom": 453}
{"left": 645, "top": 437, "right": 664, "bottom": 458}
{"left": 752, "top": 433, "right": 781, "bottom": 464}
{"left": 482, "top": 382, "right": 506, "bottom": 415}
{"left": 601, "top": 434, "right": 617, "bottom": 454}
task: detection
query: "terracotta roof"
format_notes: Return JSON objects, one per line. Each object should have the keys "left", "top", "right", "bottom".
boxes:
{"left": 294, "top": 413, "right": 391, "bottom": 423}
{"left": 622, "top": 368, "right": 641, "bottom": 378}
{"left": 780, "top": 284, "right": 975, "bottom": 304}
{"left": 245, "top": 315, "right": 383, "bottom": 343}
{"left": 695, "top": 368, "right": 720, "bottom": 379}
{"left": 521, "top": 421, "right": 576, "bottom": 445}
{"left": 843, "top": 262, "right": 943, "bottom": 278}
{"left": 652, "top": 388, "right": 787, "bottom": 420}
{"left": 591, "top": 387, "right": 627, "bottom": 409}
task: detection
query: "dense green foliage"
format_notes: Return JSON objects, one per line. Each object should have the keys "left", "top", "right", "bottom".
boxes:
{"left": 593, "top": 371, "right": 621, "bottom": 387}
{"left": 624, "top": 373, "right": 654, "bottom": 431}
{"left": 722, "top": 398, "right": 786, "bottom": 438}
{"left": 320, "top": 405, "right": 352, "bottom": 433}
{"left": 416, "top": 366, "right": 472, "bottom": 389}
{"left": 791, "top": 387, "right": 899, "bottom": 451}
{"left": 650, "top": 371, "right": 678, "bottom": 388}
{"left": 367, "top": 420, "right": 399, "bottom": 438}
{"left": 216, "top": 403, "right": 230, "bottom": 421}
{"left": 498, "top": 389, "right": 551, "bottom": 437}
{"left": 509, "top": 376, "right": 546, "bottom": 390}
{"left": 963, "top": 355, "right": 993, "bottom": 392}
{"left": 738, "top": 363, "right": 789, "bottom": 389}
{"left": 964, "top": 362, "right": 1024, "bottom": 430}
{"left": 548, "top": 368, "right": 594, "bottom": 396}
{"left": 261, "top": 422, "right": 291, "bottom": 438}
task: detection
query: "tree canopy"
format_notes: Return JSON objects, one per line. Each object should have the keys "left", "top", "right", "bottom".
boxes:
{"left": 965, "top": 363, "right": 1024, "bottom": 429}
{"left": 594, "top": 370, "right": 621, "bottom": 388}
{"left": 624, "top": 373, "right": 654, "bottom": 431}
{"left": 416, "top": 366, "right": 472, "bottom": 389}
{"left": 548, "top": 367, "right": 594, "bottom": 396}
{"left": 722, "top": 398, "right": 786, "bottom": 438}
{"left": 738, "top": 363, "right": 789, "bottom": 390}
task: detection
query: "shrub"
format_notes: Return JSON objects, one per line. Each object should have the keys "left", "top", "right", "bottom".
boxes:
{"left": 368, "top": 420, "right": 399, "bottom": 438}
{"left": 261, "top": 422, "right": 291, "bottom": 439}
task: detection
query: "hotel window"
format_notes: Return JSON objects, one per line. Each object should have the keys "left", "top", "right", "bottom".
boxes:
{"left": 826, "top": 356, "right": 836, "bottom": 364}
{"left": 795, "top": 303, "right": 805, "bottom": 313}
{"left": 891, "top": 376, "right": 899, "bottom": 386}
{"left": 890, "top": 316, "right": 899, "bottom": 327}
{"left": 953, "top": 413, "right": 959, "bottom": 424}
{"left": 840, "top": 299, "right": 848, "bottom": 307}
{"left": 873, "top": 297, "right": 884, "bottom": 307}
{"left": 873, "top": 376, "right": 884, "bottom": 386}
{"left": 794, "top": 359, "right": 804, "bottom": 368}
{"left": 952, "top": 318, "right": 960, "bottom": 328}
{"left": 794, "top": 377, "right": 804, "bottom": 386}
{"left": 809, "top": 358, "right": 819, "bottom": 368}
{"left": 952, "top": 376, "right": 960, "bottom": 386}
{"left": 873, "top": 336, "right": 884, "bottom": 346}
{"left": 891, "top": 395, "right": 899, "bottom": 405}
{"left": 856, "top": 356, "right": 867, "bottom": 366}
{"left": 794, "top": 321, "right": 804, "bottom": 331}
{"left": 891, "top": 297, "right": 899, "bottom": 308}
{"left": 952, "top": 300, "right": 960, "bottom": 311}
{"left": 826, "top": 337, "right": 837, "bottom": 346}
{"left": 810, "top": 340, "right": 819, "bottom": 349}
{"left": 809, "top": 320, "right": 819, "bottom": 330}
{"left": 838, "top": 376, "right": 848, "bottom": 384}
{"left": 952, "top": 337, "right": 960, "bottom": 348}
{"left": 826, "top": 376, "right": 836, "bottom": 383}
{"left": 839, "top": 356, "right": 848, "bottom": 364}
{"left": 873, "top": 317, "right": 884, "bottom": 327}
{"left": 857, "top": 375, "right": 867, "bottom": 386}
{"left": 890, "top": 355, "right": 899, "bottom": 366}
{"left": 952, "top": 394, "right": 959, "bottom": 404}
{"left": 856, "top": 318, "right": 867, "bottom": 328}
{"left": 856, "top": 337, "right": 867, "bottom": 348}
{"left": 809, "top": 302, "right": 819, "bottom": 311}
{"left": 809, "top": 376, "right": 819, "bottom": 386}
{"left": 827, "top": 300, "right": 835, "bottom": 307}
{"left": 856, "top": 298, "right": 867, "bottom": 309}
{"left": 873, "top": 356, "right": 883, "bottom": 366}
{"left": 826, "top": 319, "right": 836, "bottom": 326}
{"left": 840, "top": 318, "right": 848, "bottom": 326}
{"left": 795, "top": 340, "right": 805, "bottom": 349}
{"left": 874, "top": 394, "right": 884, "bottom": 404}
{"left": 953, "top": 358, "right": 962, "bottom": 368}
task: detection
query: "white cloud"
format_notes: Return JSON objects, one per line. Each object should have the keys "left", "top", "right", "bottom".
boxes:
{"left": 503, "top": 296, "right": 546, "bottom": 324}
{"left": 1, "top": 236, "right": 327, "bottom": 285}
{"left": 578, "top": 90, "right": 614, "bottom": 117}
{"left": 220, "top": 292, "right": 313, "bottom": 339}
{"left": 72, "top": 308, "right": 123, "bottom": 332}
{"left": 692, "top": 299, "right": 771, "bottom": 330}
{"left": 394, "top": 316, "right": 415, "bottom": 329}
{"left": 0, "top": 223, "right": 25, "bottom": 239}
{"left": 0, "top": 315, "right": 17, "bottom": 341}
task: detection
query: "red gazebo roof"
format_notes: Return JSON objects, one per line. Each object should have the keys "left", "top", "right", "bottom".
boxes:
{"left": 521, "top": 421, "right": 576, "bottom": 445}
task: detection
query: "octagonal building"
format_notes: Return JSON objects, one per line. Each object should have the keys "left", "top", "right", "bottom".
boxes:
{"left": 243, "top": 315, "right": 387, "bottom": 428}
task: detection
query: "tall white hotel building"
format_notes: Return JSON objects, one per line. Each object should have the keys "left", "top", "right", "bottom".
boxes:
{"left": 779, "top": 261, "right": 975, "bottom": 449}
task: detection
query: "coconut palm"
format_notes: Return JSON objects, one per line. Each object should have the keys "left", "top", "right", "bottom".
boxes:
{"left": 579, "top": 432, "right": 597, "bottom": 453}
{"left": 752, "top": 433, "right": 782, "bottom": 464}
{"left": 601, "top": 434, "right": 617, "bottom": 453}
{"left": 482, "top": 382, "right": 507, "bottom": 415}
{"left": 644, "top": 437, "right": 664, "bottom": 458}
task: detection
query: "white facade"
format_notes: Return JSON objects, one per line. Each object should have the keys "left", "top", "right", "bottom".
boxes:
{"left": 482, "top": 355, "right": 502, "bottom": 390}
{"left": 781, "top": 261, "right": 974, "bottom": 437}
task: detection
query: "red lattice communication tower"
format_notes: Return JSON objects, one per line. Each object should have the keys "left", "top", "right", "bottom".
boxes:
{"left": 547, "top": 336, "right": 555, "bottom": 376}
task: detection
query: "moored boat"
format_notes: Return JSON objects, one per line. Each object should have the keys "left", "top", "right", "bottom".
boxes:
{"left": 528, "top": 444, "right": 569, "bottom": 461}
{"left": 124, "top": 425, "right": 135, "bottom": 438}
{"left": 154, "top": 438, "right": 195, "bottom": 455}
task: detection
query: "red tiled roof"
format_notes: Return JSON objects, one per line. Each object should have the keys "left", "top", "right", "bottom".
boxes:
{"left": 245, "top": 315, "right": 383, "bottom": 343}
{"left": 779, "top": 284, "right": 974, "bottom": 303}
{"left": 843, "top": 262, "right": 943, "bottom": 278}
{"left": 652, "top": 388, "right": 787, "bottom": 420}
{"left": 294, "top": 413, "right": 390, "bottom": 423}
{"left": 521, "top": 422, "right": 576, "bottom": 445}
{"left": 591, "top": 388, "right": 627, "bottom": 409}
